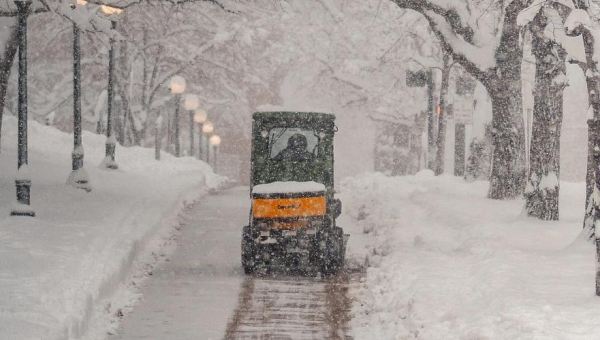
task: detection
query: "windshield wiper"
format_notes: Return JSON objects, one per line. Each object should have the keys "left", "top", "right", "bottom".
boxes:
{"left": 269, "top": 128, "right": 287, "bottom": 149}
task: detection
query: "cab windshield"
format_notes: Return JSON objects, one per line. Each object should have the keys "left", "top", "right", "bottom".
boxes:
{"left": 269, "top": 127, "right": 319, "bottom": 162}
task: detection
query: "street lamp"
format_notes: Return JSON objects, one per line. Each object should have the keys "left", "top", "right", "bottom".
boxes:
{"left": 209, "top": 134, "right": 221, "bottom": 173}
{"left": 193, "top": 109, "right": 207, "bottom": 160}
{"left": 101, "top": 4, "right": 123, "bottom": 170}
{"left": 68, "top": 0, "right": 91, "bottom": 192}
{"left": 11, "top": 0, "right": 34, "bottom": 217}
{"left": 184, "top": 94, "right": 200, "bottom": 156}
{"left": 170, "top": 75, "right": 186, "bottom": 157}
{"left": 202, "top": 121, "right": 214, "bottom": 163}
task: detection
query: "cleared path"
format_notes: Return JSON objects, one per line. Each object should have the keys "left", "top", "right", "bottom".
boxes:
{"left": 224, "top": 273, "right": 352, "bottom": 339}
{"left": 112, "top": 187, "right": 352, "bottom": 340}
{"left": 113, "top": 187, "right": 249, "bottom": 340}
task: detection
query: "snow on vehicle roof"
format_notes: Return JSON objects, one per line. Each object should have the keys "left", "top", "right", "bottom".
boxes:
{"left": 252, "top": 181, "right": 326, "bottom": 194}
{"left": 256, "top": 104, "right": 334, "bottom": 115}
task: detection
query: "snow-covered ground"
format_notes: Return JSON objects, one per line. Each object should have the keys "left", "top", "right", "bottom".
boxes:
{"left": 341, "top": 171, "right": 600, "bottom": 339}
{"left": 0, "top": 116, "right": 224, "bottom": 340}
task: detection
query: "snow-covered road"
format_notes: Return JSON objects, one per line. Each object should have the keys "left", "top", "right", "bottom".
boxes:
{"left": 111, "top": 187, "right": 353, "bottom": 339}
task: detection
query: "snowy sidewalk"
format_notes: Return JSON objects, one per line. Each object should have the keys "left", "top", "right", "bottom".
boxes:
{"left": 343, "top": 172, "right": 600, "bottom": 339}
{"left": 0, "top": 116, "right": 224, "bottom": 340}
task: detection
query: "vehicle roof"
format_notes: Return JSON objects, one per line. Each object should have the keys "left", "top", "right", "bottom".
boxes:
{"left": 252, "top": 111, "right": 336, "bottom": 121}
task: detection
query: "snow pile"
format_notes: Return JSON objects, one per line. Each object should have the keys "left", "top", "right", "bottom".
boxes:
{"left": 341, "top": 173, "right": 600, "bottom": 339}
{"left": 0, "top": 116, "right": 226, "bottom": 340}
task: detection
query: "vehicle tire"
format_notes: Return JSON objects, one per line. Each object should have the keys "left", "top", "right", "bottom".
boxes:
{"left": 328, "top": 227, "right": 345, "bottom": 274}
{"left": 241, "top": 226, "right": 256, "bottom": 274}
{"left": 319, "top": 227, "right": 344, "bottom": 275}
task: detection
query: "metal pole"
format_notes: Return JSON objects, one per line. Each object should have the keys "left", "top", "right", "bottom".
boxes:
{"left": 73, "top": 22, "right": 82, "bottom": 172}
{"left": 206, "top": 134, "right": 211, "bottom": 164}
{"left": 198, "top": 123, "right": 203, "bottom": 160}
{"left": 189, "top": 111, "right": 194, "bottom": 157}
{"left": 174, "top": 95, "right": 181, "bottom": 157}
{"left": 213, "top": 145, "right": 218, "bottom": 173}
{"left": 166, "top": 109, "right": 171, "bottom": 153}
{"left": 68, "top": 21, "right": 91, "bottom": 191}
{"left": 155, "top": 126, "right": 161, "bottom": 160}
{"left": 104, "top": 20, "right": 118, "bottom": 170}
{"left": 11, "top": 0, "right": 34, "bottom": 217}
{"left": 205, "top": 134, "right": 209, "bottom": 162}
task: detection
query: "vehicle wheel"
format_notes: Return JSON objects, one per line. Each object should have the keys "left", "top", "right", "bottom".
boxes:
{"left": 319, "top": 227, "right": 344, "bottom": 275}
{"left": 328, "top": 227, "right": 345, "bottom": 274}
{"left": 241, "top": 226, "right": 256, "bottom": 274}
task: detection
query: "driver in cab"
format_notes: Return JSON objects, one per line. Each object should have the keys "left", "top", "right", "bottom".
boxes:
{"left": 273, "top": 133, "right": 314, "bottom": 162}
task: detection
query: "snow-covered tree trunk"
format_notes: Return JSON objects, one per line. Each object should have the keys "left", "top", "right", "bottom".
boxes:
{"left": 0, "top": 20, "right": 18, "bottom": 153}
{"left": 563, "top": 0, "right": 600, "bottom": 239}
{"left": 487, "top": 83, "right": 526, "bottom": 199}
{"left": 434, "top": 54, "right": 451, "bottom": 175}
{"left": 588, "top": 117, "right": 600, "bottom": 295}
{"left": 581, "top": 59, "right": 600, "bottom": 238}
{"left": 584, "top": 118, "right": 600, "bottom": 239}
{"left": 486, "top": 2, "right": 527, "bottom": 199}
{"left": 524, "top": 12, "right": 566, "bottom": 220}
{"left": 454, "top": 123, "right": 465, "bottom": 176}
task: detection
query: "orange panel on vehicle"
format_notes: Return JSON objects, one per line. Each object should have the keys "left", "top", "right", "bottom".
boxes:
{"left": 253, "top": 196, "right": 326, "bottom": 219}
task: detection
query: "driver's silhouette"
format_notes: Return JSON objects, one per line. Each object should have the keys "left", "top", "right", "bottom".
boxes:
{"left": 273, "top": 133, "right": 314, "bottom": 162}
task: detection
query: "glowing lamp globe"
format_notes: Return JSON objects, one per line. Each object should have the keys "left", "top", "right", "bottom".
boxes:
{"left": 184, "top": 94, "right": 200, "bottom": 111}
{"left": 202, "top": 121, "right": 214, "bottom": 134}
{"left": 170, "top": 76, "right": 186, "bottom": 95}
{"left": 194, "top": 109, "right": 208, "bottom": 124}
{"left": 210, "top": 135, "right": 221, "bottom": 146}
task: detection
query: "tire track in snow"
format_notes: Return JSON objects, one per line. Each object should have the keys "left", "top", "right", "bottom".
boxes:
{"left": 224, "top": 271, "right": 353, "bottom": 339}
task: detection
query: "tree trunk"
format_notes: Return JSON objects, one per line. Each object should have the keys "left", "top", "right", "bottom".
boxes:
{"left": 0, "top": 20, "right": 19, "bottom": 154}
{"left": 454, "top": 123, "right": 465, "bottom": 176}
{"left": 584, "top": 118, "right": 600, "bottom": 238}
{"left": 435, "top": 55, "right": 451, "bottom": 175}
{"left": 486, "top": 4, "right": 526, "bottom": 199}
{"left": 525, "top": 15, "right": 566, "bottom": 220}
{"left": 426, "top": 70, "right": 435, "bottom": 171}
{"left": 588, "top": 119, "right": 600, "bottom": 296}
{"left": 579, "top": 32, "right": 600, "bottom": 238}
{"left": 571, "top": 0, "right": 600, "bottom": 238}
{"left": 487, "top": 82, "right": 526, "bottom": 199}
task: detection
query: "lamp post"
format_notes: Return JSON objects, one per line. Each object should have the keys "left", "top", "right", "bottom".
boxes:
{"left": 209, "top": 134, "right": 221, "bottom": 173}
{"left": 193, "top": 109, "right": 207, "bottom": 160}
{"left": 170, "top": 76, "right": 186, "bottom": 157}
{"left": 202, "top": 121, "right": 214, "bottom": 163}
{"left": 68, "top": 0, "right": 91, "bottom": 192}
{"left": 184, "top": 94, "right": 200, "bottom": 156}
{"left": 11, "top": 0, "right": 34, "bottom": 217}
{"left": 101, "top": 5, "right": 123, "bottom": 170}
{"left": 155, "top": 114, "right": 163, "bottom": 161}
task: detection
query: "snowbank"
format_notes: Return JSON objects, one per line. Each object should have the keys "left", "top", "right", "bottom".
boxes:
{"left": 0, "top": 116, "right": 225, "bottom": 340}
{"left": 341, "top": 173, "right": 600, "bottom": 339}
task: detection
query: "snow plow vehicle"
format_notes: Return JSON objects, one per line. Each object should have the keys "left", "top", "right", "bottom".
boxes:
{"left": 242, "top": 111, "right": 347, "bottom": 274}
